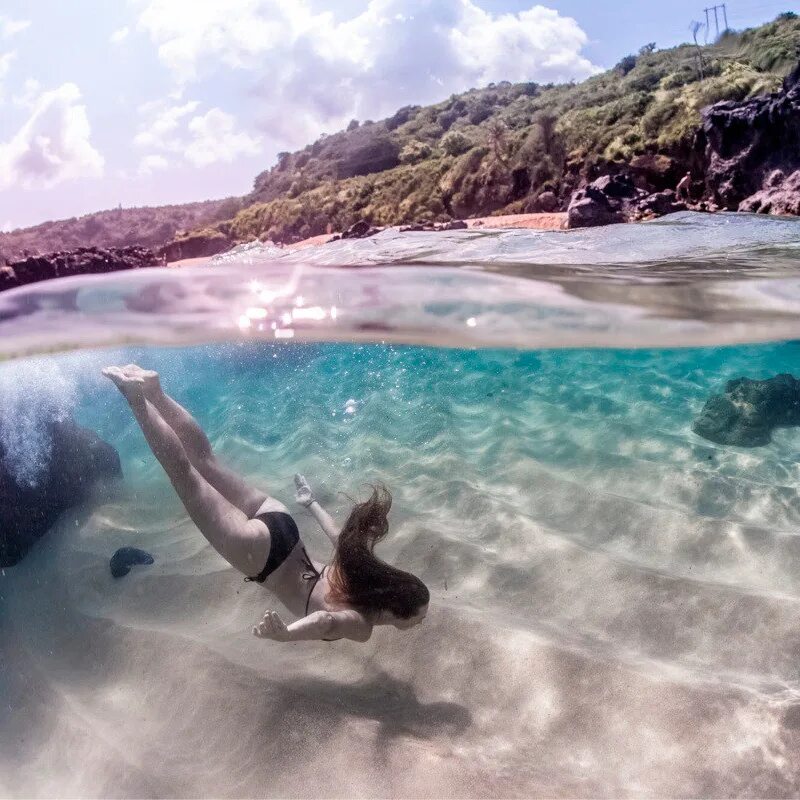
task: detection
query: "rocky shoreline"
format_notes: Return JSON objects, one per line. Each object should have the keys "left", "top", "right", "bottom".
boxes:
{"left": 1, "top": 245, "right": 158, "bottom": 293}
{"left": 2, "top": 60, "right": 799, "bottom": 294}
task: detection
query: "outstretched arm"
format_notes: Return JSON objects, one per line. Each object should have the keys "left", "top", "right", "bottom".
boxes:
{"left": 294, "top": 474, "right": 341, "bottom": 545}
{"left": 253, "top": 609, "right": 372, "bottom": 643}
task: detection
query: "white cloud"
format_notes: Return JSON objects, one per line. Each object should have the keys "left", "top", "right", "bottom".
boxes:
{"left": 0, "top": 50, "right": 14, "bottom": 98}
{"left": 110, "top": 26, "right": 130, "bottom": 44}
{"left": 0, "top": 50, "right": 14, "bottom": 77}
{"left": 184, "top": 108, "right": 261, "bottom": 166}
{"left": 133, "top": 0, "right": 600, "bottom": 146}
{"left": 0, "top": 15, "right": 30, "bottom": 39}
{"left": 135, "top": 99, "right": 261, "bottom": 167}
{"left": 12, "top": 78, "right": 42, "bottom": 108}
{"left": 138, "top": 153, "right": 169, "bottom": 175}
{"left": 134, "top": 98, "right": 199, "bottom": 149}
{"left": 0, "top": 83, "right": 105, "bottom": 190}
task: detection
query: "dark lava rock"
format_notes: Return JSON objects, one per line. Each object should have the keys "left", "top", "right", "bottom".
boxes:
{"left": 628, "top": 189, "right": 687, "bottom": 220}
{"left": 398, "top": 220, "right": 468, "bottom": 232}
{"left": 341, "top": 220, "right": 383, "bottom": 239}
{"left": 739, "top": 169, "right": 800, "bottom": 216}
{"left": 3, "top": 246, "right": 158, "bottom": 293}
{"left": 0, "top": 418, "right": 122, "bottom": 566}
{"left": 698, "top": 60, "right": 800, "bottom": 213}
{"left": 567, "top": 173, "right": 687, "bottom": 228}
{"left": 693, "top": 374, "right": 800, "bottom": 447}
{"left": 160, "top": 230, "right": 232, "bottom": 262}
{"left": 438, "top": 220, "right": 468, "bottom": 231}
{"left": 592, "top": 174, "right": 638, "bottom": 199}
{"left": 110, "top": 547, "right": 155, "bottom": 578}
{"left": 535, "top": 190, "right": 559, "bottom": 213}
{"left": 629, "top": 154, "right": 682, "bottom": 191}
{"left": 567, "top": 176, "right": 632, "bottom": 228}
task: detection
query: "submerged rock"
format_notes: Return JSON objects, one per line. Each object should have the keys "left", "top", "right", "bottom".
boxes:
{"left": 693, "top": 374, "right": 800, "bottom": 447}
{"left": 110, "top": 547, "right": 155, "bottom": 578}
{"left": 0, "top": 418, "right": 122, "bottom": 566}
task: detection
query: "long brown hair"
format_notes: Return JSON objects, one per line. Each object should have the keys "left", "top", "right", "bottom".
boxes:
{"left": 328, "top": 485, "right": 429, "bottom": 618}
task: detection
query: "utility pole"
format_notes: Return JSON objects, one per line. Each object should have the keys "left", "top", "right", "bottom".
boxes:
{"left": 703, "top": 4, "right": 728, "bottom": 41}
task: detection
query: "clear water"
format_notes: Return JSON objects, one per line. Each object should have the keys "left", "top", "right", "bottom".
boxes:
{"left": 3, "top": 213, "right": 800, "bottom": 797}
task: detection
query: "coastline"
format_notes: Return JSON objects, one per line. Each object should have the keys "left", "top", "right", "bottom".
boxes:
{"left": 168, "top": 212, "right": 568, "bottom": 267}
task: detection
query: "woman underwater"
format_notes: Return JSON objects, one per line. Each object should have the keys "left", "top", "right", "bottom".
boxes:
{"left": 102, "top": 364, "right": 429, "bottom": 643}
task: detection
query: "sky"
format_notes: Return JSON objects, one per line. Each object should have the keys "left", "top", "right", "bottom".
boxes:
{"left": 0, "top": 0, "right": 795, "bottom": 230}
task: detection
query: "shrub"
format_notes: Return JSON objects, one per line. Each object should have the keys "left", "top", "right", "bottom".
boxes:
{"left": 399, "top": 140, "right": 433, "bottom": 164}
{"left": 440, "top": 130, "right": 472, "bottom": 156}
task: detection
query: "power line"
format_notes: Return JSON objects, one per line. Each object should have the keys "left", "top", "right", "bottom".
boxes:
{"left": 703, "top": 3, "right": 729, "bottom": 40}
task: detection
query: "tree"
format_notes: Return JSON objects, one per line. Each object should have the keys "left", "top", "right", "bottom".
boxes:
{"left": 639, "top": 42, "right": 656, "bottom": 55}
{"left": 486, "top": 120, "right": 510, "bottom": 168}
{"left": 690, "top": 21, "right": 706, "bottom": 79}
{"left": 616, "top": 54, "right": 637, "bottom": 75}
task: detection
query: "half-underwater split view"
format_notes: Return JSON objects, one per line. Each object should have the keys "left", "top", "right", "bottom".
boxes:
{"left": 4, "top": 3, "right": 800, "bottom": 799}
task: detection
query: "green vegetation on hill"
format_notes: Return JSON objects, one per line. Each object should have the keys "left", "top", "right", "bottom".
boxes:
{"left": 225, "top": 13, "right": 799, "bottom": 243}
{"left": 5, "top": 13, "right": 799, "bottom": 257}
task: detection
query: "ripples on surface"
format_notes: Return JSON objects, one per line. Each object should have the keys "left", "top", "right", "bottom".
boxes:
{"left": 2, "top": 213, "right": 800, "bottom": 797}
{"left": 3, "top": 212, "right": 800, "bottom": 360}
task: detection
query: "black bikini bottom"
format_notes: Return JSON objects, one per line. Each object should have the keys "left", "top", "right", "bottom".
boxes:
{"left": 247, "top": 511, "right": 300, "bottom": 582}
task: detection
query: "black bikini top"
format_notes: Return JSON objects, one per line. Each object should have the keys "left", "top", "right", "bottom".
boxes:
{"left": 301, "top": 549, "right": 341, "bottom": 641}
{"left": 301, "top": 547, "right": 325, "bottom": 616}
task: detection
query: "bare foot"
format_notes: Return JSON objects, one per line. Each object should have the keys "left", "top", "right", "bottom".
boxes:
{"left": 120, "top": 364, "right": 161, "bottom": 396}
{"left": 102, "top": 366, "right": 145, "bottom": 401}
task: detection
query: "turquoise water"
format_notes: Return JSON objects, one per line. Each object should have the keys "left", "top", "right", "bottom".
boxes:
{"left": 4, "top": 214, "right": 800, "bottom": 797}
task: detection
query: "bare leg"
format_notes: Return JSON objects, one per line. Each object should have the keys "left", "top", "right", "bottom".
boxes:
{"left": 102, "top": 367, "right": 270, "bottom": 576}
{"left": 118, "top": 364, "right": 269, "bottom": 517}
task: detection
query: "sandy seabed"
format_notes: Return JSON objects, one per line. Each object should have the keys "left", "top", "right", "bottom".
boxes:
{"left": 3, "top": 341, "right": 800, "bottom": 798}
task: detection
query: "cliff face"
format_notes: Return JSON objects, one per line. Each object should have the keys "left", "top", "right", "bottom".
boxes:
{"left": 699, "top": 61, "right": 800, "bottom": 212}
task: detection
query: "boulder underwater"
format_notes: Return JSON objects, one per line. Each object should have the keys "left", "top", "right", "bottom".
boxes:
{"left": 110, "top": 547, "right": 155, "bottom": 578}
{"left": 693, "top": 374, "right": 800, "bottom": 447}
{"left": 0, "top": 417, "right": 122, "bottom": 567}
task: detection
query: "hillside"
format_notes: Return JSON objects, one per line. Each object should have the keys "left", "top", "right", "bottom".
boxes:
{"left": 4, "top": 13, "right": 800, "bottom": 258}
{"left": 220, "top": 13, "right": 799, "bottom": 243}
{"left": 0, "top": 197, "right": 243, "bottom": 263}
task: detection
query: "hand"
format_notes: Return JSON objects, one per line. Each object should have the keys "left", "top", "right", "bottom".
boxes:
{"left": 252, "top": 610, "right": 291, "bottom": 641}
{"left": 294, "top": 473, "right": 315, "bottom": 507}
